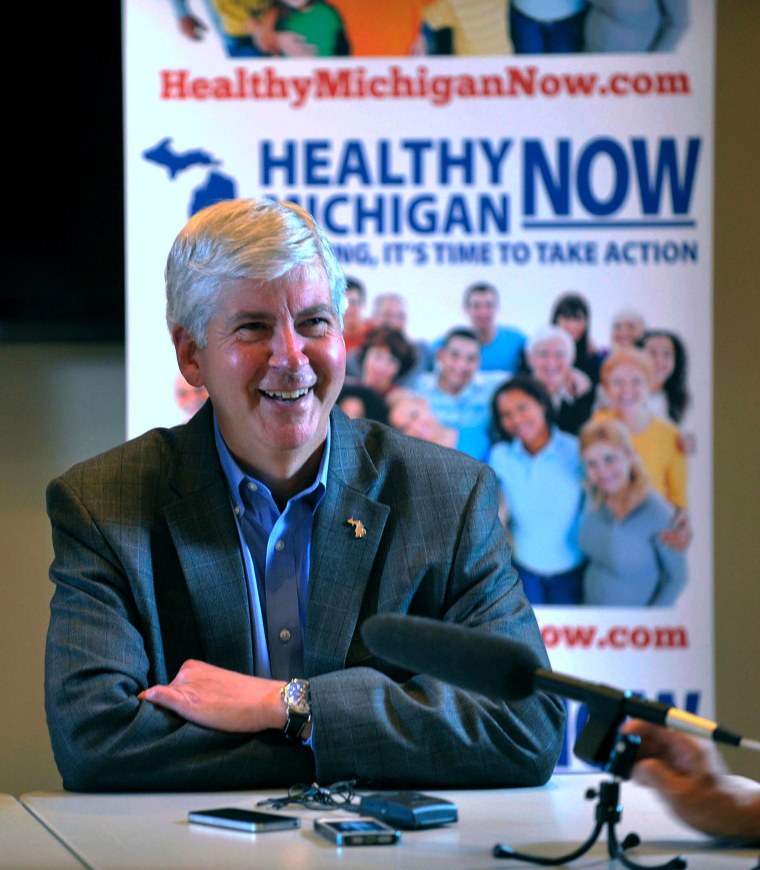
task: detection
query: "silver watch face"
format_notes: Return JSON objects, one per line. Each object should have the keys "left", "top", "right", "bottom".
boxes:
{"left": 285, "top": 679, "right": 311, "bottom": 714}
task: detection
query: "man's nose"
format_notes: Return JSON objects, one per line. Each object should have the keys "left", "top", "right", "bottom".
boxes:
{"left": 269, "top": 324, "right": 308, "bottom": 369}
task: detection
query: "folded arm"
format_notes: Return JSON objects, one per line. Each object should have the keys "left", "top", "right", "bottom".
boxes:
{"left": 45, "top": 475, "right": 314, "bottom": 792}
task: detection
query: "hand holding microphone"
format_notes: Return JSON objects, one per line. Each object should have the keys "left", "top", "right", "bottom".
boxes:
{"left": 362, "top": 613, "right": 760, "bottom": 841}
{"left": 622, "top": 719, "right": 760, "bottom": 841}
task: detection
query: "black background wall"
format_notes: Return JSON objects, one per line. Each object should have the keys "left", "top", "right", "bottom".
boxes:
{"left": 2, "top": 6, "right": 124, "bottom": 341}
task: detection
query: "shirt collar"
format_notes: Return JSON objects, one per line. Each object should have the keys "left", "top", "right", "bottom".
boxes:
{"left": 213, "top": 411, "right": 330, "bottom": 514}
{"left": 512, "top": 427, "right": 559, "bottom": 458}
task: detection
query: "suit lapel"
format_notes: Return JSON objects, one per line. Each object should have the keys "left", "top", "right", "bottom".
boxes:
{"left": 163, "top": 403, "right": 254, "bottom": 674}
{"left": 160, "top": 405, "right": 390, "bottom": 678}
{"left": 306, "top": 411, "right": 389, "bottom": 674}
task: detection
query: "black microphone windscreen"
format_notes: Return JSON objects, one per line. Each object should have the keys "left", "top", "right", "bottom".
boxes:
{"left": 361, "top": 614, "right": 541, "bottom": 701}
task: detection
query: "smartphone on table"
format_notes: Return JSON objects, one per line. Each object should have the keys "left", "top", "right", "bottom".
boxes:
{"left": 188, "top": 806, "right": 300, "bottom": 833}
{"left": 314, "top": 816, "right": 401, "bottom": 846}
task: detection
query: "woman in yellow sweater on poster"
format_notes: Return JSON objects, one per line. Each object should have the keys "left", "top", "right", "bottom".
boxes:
{"left": 591, "top": 346, "right": 690, "bottom": 547}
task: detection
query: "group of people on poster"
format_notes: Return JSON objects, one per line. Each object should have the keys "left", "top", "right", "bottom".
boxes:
{"left": 165, "top": 0, "right": 695, "bottom": 607}
{"left": 330, "top": 279, "right": 693, "bottom": 609}
{"left": 172, "top": 0, "right": 690, "bottom": 59}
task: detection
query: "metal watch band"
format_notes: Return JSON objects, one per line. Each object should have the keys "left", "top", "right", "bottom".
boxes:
{"left": 281, "top": 679, "right": 311, "bottom": 739}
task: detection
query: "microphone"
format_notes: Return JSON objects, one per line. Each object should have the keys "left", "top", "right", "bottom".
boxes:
{"left": 361, "top": 614, "right": 760, "bottom": 752}
{"left": 362, "top": 612, "right": 542, "bottom": 700}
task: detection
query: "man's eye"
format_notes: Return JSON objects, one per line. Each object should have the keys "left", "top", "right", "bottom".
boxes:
{"left": 301, "top": 317, "right": 330, "bottom": 332}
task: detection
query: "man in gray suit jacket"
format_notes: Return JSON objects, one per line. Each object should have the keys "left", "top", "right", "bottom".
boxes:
{"left": 45, "top": 198, "right": 565, "bottom": 792}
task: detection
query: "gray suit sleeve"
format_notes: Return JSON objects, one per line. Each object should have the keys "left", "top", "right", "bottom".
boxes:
{"left": 308, "top": 459, "right": 566, "bottom": 788}
{"left": 45, "top": 467, "right": 314, "bottom": 792}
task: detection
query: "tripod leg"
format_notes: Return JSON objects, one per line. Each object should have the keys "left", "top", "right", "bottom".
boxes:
{"left": 607, "top": 821, "right": 686, "bottom": 870}
{"left": 493, "top": 821, "right": 604, "bottom": 864}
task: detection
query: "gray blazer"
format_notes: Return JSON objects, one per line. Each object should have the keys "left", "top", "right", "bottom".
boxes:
{"left": 45, "top": 403, "right": 565, "bottom": 792}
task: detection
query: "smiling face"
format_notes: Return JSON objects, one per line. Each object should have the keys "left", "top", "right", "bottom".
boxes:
{"left": 604, "top": 361, "right": 650, "bottom": 412}
{"left": 528, "top": 336, "right": 571, "bottom": 396}
{"left": 555, "top": 312, "right": 586, "bottom": 343}
{"left": 361, "top": 345, "right": 401, "bottom": 392}
{"left": 496, "top": 388, "right": 550, "bottom": 454}
{"left": 643, "top": 334, "right": 676, "bottom": 389}
{"left": 437, "top": 335, "right": 481, "bottom": 395}
{"left": 173, "top": 266, "right": 345, "bottom": 483}
{"left": 374, "top": 296, "right": 407, "bottom": 333}
{"left": 611, "top": 313, "right": 645, "bottom": 348}
{"left": 582, "top": 440, "right": 633, "bottom": 499}
{"left": 389, "top": 395, "right": 438, "bottom": 440}
{"left": 465, "top": 289, "right": 498, "bottom": 334}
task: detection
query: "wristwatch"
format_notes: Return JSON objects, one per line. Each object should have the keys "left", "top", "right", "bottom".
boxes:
{"left": 281, "top": 678, "right": 311, "bottom": 739}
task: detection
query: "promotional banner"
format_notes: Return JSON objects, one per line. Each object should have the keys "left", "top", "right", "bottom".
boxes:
{"left": 124, "top": 1, "right": 714, "bottom": 770}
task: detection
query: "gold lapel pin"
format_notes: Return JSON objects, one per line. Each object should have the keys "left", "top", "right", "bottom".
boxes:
{"left": 347, "top": 517, "right": 366, "bottom": 539}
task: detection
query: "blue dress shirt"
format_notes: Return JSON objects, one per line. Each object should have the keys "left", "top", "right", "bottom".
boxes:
{"left": 214, "top": 415, "right": 328, "bottom": 681}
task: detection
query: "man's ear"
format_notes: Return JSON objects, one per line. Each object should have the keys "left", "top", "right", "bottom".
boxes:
{"left": 172, "top": 325, "right": 205, "bottom": 388}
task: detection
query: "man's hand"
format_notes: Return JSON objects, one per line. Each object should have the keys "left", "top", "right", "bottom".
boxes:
{"left": 139, "top": 660, "right": 287, "bottom": 734}
{"left": 623, "top": 720, "right": 760, "bottom": 840}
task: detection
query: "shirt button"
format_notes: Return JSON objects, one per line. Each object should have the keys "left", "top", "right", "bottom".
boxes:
{"left": 275, "top": 539, "right": 285, "bottom": 552}
{"left": 247, "top": 481, "right": 258, "bottom": 493}
{"left": 279, "top": 629, "right": 291, "bottom": 643}
{"left": 234, "top": 505, "right": 241, "bottom": 516}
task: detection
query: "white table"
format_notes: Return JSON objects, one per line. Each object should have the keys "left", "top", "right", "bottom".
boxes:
{"left": 0, "top": 794, "right": 83, "bottom": 869}
{"left": 21, "top": 775, "right": 759, "bottom": 869}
